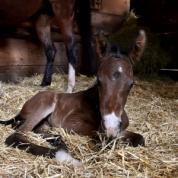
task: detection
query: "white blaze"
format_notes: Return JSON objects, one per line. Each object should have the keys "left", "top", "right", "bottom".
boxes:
{"left": 118, "top": 66, "right": 123, "bottom": 73}
{"left": 103, "top": 112, "right": 122, "bottom": 137}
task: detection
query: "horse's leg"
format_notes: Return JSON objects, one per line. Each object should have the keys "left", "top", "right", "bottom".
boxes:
{"left": 5, "top": 99, "right": 56, "bottom": 149}
{"left": 65, "top": 30, "right": 76, "bottom": 93}
{"left": 36, "top": 15, "right": 57, "bottom": 86}
{"left": 62, "top": 21, "right": 76, "bottom": 93}
{"left": 96, "top": 110, "right": 144, "bottom": 147}
{"left": 120, "top": 110, "right": 129, "bottom": 131}
{"left": 41, "top": 133, "right": 66, "bottom": 148}
{"left": 5, "top": 132, "right": 81, "bottom": 166}
{"left": 120, "top": 111, "right": 145, "bottom": 147}
{"left": 33, "top": 120, "right": 64, "bottom": 147}
{"left": 121, "top": 130, "right": 145, "bottom": 147}
{"left": 5, "top": 113, "right": 81, "bottom": 166}
{"left": 51, "top": 1, "right": 76, "bottom": 93}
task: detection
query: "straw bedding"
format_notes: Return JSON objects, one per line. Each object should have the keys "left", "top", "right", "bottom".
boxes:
{"left": 0, "top": 74, "right": 177, "bottom": 178}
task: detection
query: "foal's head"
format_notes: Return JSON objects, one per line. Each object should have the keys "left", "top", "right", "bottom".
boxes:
{"left": 97, "top": 30, "right": 146, "bottom": 138}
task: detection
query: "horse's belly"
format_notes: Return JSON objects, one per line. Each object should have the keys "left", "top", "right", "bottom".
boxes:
{"left": 91, "top": 11, "right": 127, "bottom": 34}
{"left": 91, "top": 0, "right": 130, "bottom": 34}
{"left": 0, "top": 0, "right": 42, "bottom": 25}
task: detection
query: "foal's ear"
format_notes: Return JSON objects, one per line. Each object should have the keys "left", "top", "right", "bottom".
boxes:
{"left": 128, "top": 30, "right": 146, "bottom": 65}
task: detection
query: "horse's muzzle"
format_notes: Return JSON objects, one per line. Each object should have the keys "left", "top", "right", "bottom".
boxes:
{"left": 105, "top": 125, "right": 121, "bottom": 138}
{"left": 102, "top": 112, "right": 122, "bottom": 138}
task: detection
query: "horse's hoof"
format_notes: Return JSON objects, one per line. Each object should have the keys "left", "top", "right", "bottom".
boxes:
{"left": 129, "top": 134, "right": 145, "bottom": 147}
{"left": 41, "top": 80, "right": 51, "bottom": 86}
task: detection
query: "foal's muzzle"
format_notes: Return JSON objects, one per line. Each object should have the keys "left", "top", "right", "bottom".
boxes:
{"left": 102, "top": 112, "right": 122, "bottom": 138}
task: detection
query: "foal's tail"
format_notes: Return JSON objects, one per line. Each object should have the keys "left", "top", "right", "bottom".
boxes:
{"left": 76, "top": 0, "right": 97, "bottom": 76}
{"left": 0, "top": 115, "right": 22, "bottom": 128}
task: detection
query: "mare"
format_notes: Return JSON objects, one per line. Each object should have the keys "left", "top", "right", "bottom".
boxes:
{"left": 0, "top": 30, "right": 146, "bottom": 167}
{"left": 0, "top": 0, "right": 130, "bottom": 92}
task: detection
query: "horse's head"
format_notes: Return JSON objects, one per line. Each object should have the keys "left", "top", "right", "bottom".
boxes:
{"left": 97, "top": 30, "right": 146, "bottom": 138}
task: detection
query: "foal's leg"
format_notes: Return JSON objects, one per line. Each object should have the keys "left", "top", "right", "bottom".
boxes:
{"left": 5, "top": 131, "right": 82, "bottom": 166}
{"left": 33, "top": 121, "right": 64, "bottom": 147}
{"left": 121, "top": 130, "right": 145, "bottom": 147}
{"left": 36, "top": 15, "right": 57, "bottom": 86}
{"left": 51, "top": 0, "right": 76, "bottom": 93}
{"left": 96, "top": 110, "right": 144, "bottom": 147}
{"left": 5, "top": 114, "right": 81, "bottom": 166}
{"left": 120, "top": 111, "right": 145, "bottom": 147}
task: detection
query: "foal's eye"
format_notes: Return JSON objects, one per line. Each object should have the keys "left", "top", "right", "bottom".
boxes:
{"left": 113, "top": 71, "right": 120, "bottom": 80}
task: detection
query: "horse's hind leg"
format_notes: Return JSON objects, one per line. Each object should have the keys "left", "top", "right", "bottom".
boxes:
{"left": 5, "top": 119, "right": 82, "bottom": 167}
{"left": 5, "top": 132, "right": 82, "bottom": 167}
{"left": 36, "top": 15, "right": 57, "bottom": 86}
{"left": 33, "top": 119, "right": 64, "bottom": 147}
{"left": 51, "top": 1, "right": 76, "bottom": 93}
{"left": 61, "top": 20, "right": 76, "bottom": 93}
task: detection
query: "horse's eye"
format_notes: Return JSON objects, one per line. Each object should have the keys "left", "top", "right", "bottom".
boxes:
{"left": 113, "top": 71, "right": 120, "bottom": 80}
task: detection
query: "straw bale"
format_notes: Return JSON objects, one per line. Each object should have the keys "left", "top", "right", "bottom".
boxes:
{"left": 0, "top": 74, "right": 177, "bottom": 178}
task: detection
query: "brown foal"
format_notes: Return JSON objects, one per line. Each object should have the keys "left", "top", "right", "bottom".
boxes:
{"left": 0, "top": 30, "right": 146, "bottom": 167}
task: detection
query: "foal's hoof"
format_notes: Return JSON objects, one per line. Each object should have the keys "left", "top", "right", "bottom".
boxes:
{"left": 41, "top": 80, "right": 51, "bottom": 86}
{"left": 128, "top": 134, "right": 145, "bottom": 147}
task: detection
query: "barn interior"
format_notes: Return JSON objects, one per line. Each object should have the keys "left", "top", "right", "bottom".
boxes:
{"left": 0, "top": 0, "right": 177, "bottom": 177}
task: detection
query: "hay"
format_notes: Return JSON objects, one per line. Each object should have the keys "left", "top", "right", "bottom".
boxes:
{"left": 0, "top": 74, "right": 177, "bottom": 178}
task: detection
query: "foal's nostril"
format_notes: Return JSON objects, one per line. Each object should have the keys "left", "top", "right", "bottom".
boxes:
{"left": 119, "top": 121, "right": 123, "bottom": 130}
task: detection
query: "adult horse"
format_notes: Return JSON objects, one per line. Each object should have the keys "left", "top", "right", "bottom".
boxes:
{"left": 0, "top": 0, "right": 95, "bottom": 92}
{"left": 0, "top": 30, "right": 146, "bottom": 167}
{"left": 0, "top": 0, "right": 130, "bottom": 92}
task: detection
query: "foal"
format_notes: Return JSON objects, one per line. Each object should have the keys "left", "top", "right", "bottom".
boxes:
{"left": 0, "top": 30, "right": 146, "bottom": 167}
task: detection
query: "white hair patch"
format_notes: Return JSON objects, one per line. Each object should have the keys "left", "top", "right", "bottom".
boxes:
{"left": 67, "top": 63, "right": 75, "bottom": 93}
{"left": 103, "top": 112, "right": 122, "bottom": 137}
{"left": 118, "top": 66, "right": 123, "bottom": 73}
{"left": 55, "top": 150, "right": 82, "bottom": 167}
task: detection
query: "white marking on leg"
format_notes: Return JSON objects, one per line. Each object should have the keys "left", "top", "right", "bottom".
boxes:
{"left": 67, "top": 63, "right": 75, "bottom": 93}
{"left": 55, "top": 150, "right": 82, "bottom": 167}
{"left": 118, "top": 66, "right": 123, "bottom": 73}
{"left": 103, "top": 112, "right": 122, "bottom": 137}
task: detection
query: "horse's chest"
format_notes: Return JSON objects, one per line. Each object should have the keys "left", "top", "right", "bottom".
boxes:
{"left": 49, "top": 99, "right": 99, "bottom": 135}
